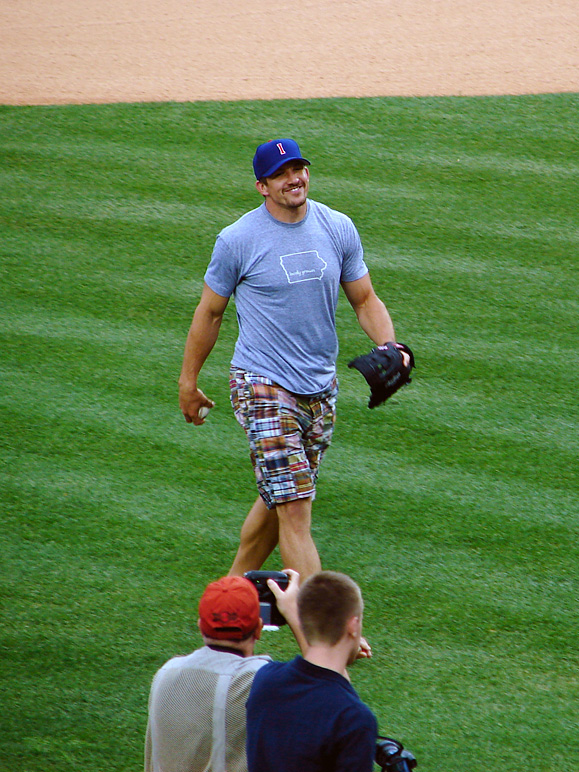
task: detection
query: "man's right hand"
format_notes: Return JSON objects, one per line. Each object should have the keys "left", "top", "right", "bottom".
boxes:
{"left": 179, "top": 383, "right": 215, "bottom": 425}
{"left": 267, "top": 569, "right": 302, "bottom": 627}
{"left": 266, "top": 569, "right": 310, "bottom": 654}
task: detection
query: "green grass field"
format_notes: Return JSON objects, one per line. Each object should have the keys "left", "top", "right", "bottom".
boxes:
{"left": 1, "top": 93, "right": 578, "bottom": 771}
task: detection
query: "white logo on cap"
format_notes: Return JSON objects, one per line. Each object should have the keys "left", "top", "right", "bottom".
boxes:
{"left": 277, "top": 142, "right": 286, "bottom": 155}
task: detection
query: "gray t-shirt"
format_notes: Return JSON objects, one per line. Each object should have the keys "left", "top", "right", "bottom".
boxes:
{"left": 204, "top": 199, "right": 368, "bottom": 394}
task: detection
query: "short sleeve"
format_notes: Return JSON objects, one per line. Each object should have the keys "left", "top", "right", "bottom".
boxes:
{"left": 332, "top": 703, "right": 378, "bottom": 772}
{"left": 204, "top": 235, "right": 239, "bottom": 298}
{"left": 339, "top": 216, "right": 368, "bottom": 283}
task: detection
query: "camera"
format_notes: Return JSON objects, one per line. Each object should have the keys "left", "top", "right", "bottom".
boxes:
{"left": 376, "top": 736, "right": 417, "bottom": 772}
{"left": 244, "top": 570, "right": 289, "bottom": 628}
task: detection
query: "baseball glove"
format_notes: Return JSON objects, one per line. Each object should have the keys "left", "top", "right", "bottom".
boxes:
{"left": 348, "top": 342, "right": 415, "bottom": 409}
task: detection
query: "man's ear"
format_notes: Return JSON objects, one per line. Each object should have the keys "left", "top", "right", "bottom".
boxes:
{"left": 197, "top": 618, "right": 203, "bottom": 633}
{"left": 256, "top": 179, "right": 269, "bottom": 197}
{"left": 254, "top": 617, "right": 264, "bottom": 641}
{"left": 346, "top": 615, "right": 360, "bottom": 638}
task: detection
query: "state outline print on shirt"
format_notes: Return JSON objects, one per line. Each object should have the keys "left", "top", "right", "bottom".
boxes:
{"left": 279, "top": 250, "right": 328, "bottom": 284}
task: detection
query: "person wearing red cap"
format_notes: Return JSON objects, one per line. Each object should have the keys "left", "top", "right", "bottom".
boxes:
{"left": 145, "top": 572, "right": 304, "bottom": 772}
{"left": 179, "top": 138, "right": 404, "bottom": 581}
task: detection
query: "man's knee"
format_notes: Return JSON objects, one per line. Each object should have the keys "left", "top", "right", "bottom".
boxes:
{"left": 276, "top": 498, "right": 312, "bottom": 532}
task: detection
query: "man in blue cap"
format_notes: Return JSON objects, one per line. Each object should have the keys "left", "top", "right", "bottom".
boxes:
{"left": 179, "top": 139, "right": 404, "bottom": 582}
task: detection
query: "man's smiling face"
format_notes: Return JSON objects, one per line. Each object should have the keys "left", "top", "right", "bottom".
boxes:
{"left": 256, "top": 160, "right": 310, "bottom": 220}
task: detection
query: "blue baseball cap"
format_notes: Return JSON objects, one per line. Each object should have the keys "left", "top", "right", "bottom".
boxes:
{"left": 253, "top": 138, "right": 310, "bottom": 180}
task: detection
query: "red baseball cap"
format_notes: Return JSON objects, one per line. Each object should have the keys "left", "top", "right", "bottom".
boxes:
{"left": 198, "top": 576, "right": 260, "bottom": 640}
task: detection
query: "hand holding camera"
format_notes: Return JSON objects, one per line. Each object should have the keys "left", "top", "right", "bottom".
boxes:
{"left": 244, "top": 569, "right": 300, "bottom": 629}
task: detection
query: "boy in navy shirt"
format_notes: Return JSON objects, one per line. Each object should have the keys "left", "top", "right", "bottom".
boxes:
{"left": 246, "top": 571, "right": 377, "bottom": 772}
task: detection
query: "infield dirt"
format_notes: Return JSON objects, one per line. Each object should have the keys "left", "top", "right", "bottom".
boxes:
{"left": 1, "top": 0, "right": 577, "bottom": 105}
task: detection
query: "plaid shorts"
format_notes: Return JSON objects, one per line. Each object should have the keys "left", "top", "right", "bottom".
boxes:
{"left": 229, "top": 368, "right": 338, "bottom": 510}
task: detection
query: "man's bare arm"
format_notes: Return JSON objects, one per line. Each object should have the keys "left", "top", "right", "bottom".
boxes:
{"left": 342, "top": 273, "right": 396, "bottom": 345}
{"left": 178, "top": 283, "right": 229, "bottom": 425}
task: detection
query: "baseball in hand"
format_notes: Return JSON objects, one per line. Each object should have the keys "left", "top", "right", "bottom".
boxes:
{"left": 198, "top": 406, "right": 211, "bottom": 419}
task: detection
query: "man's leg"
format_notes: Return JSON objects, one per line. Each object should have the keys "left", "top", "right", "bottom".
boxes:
{"left": 228, "top": 371, "right": 333, "bottom": 580}
{"left": 228, "top": 495, "right": 279, "bottom": 576}
{"left": 276, "top": 497, "right": 321, "bottom": 581}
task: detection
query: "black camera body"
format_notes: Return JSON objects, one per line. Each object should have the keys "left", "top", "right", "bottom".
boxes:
{"left": 244, "top": 570, "right": 289, "bottom": 627}
{"left": 376, "top": 736, "right": 417, "bottom": 772}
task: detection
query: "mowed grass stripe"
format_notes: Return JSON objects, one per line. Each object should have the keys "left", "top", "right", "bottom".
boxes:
{"left": 1, "top": 94, "right": 578, "bottom": 771}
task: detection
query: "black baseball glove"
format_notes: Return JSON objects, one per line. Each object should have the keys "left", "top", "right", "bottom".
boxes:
{"left": 348, "top": 342, "right": 415, "bottom": 409}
